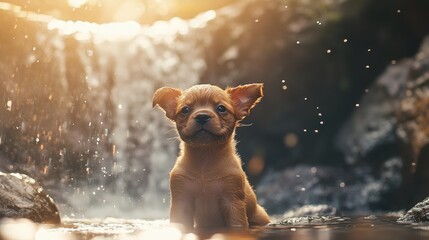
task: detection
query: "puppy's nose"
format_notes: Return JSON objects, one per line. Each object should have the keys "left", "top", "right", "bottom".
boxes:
{"left": 195, "top": 114, "right": 211, "bottom": 125}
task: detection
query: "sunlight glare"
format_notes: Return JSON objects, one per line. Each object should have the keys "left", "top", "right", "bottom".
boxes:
{"left": 0, "top": 218, "right": 37, "bottom": 240}
{"left": 67, "top": 0, "right": 88, "bottom": 8}
{"left": 48, "top": 19, "right": 142, "bottom": 42}
{"left": 138, "top": 226, "right": 182, "bottom": 240}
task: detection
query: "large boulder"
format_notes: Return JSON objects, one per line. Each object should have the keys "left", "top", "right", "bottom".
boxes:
{"left": 336, "top": 36, "right": 429, "bottom": 209}
{"left": 0, "top": 172, "right": 60, "bottom": 223}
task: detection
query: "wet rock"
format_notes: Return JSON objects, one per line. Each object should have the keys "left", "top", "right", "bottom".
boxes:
{"left": 336, "top": 60, "right": 411, "bottom": 165}
{"left": 0, "top": 172, "right": 60, "bottom": 223}
{"left": 271, "top": 216, "right": 347, "bottom": 226}
{"left": 397, "top": 197, "right": 429, "bottom": 223}
{"left": 257, "top": 163, "right": 403, "bottom": 214}
{"left": 336, "top": 36, "right": 429, "bottom": 208}
{"left": 282, "top": 205, "right": 339, "bottom": 218}
{"left": 397, "top": 37, "right": 429, "bottom": 203}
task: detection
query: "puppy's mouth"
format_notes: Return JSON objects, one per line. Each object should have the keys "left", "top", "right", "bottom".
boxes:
{"left": 180, "top": 127, "right": 224, "bottom": 146}
{"left": 195, "top": 127, "right": 216, "bottom": 136}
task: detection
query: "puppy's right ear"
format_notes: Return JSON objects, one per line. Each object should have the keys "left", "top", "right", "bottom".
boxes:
{"left": 153, "top": 87, "right": 182, "bottom": 120}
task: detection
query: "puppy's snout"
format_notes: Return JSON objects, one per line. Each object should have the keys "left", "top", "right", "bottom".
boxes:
{"left": 195, "top": 113, "right": 211, "bottom": 125}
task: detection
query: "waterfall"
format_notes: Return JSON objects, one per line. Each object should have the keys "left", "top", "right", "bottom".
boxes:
{"left": 0, "top": 2, "right": 216, "bottom": 218}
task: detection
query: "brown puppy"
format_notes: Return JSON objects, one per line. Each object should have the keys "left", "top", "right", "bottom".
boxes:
{"left": 153, "top": 83, "right": 270, "bottom": 229}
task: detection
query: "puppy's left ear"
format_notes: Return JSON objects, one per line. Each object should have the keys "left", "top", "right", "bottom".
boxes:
{"left": 153, "top": 87, "right": 182, "bottom": 120}
{"left": 227, "top": 83, "right": 263, "bottom": 120}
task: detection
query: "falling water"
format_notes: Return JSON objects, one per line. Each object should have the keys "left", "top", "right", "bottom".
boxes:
{"left": 0, "top": 2, "right": 216, "bottom": 218}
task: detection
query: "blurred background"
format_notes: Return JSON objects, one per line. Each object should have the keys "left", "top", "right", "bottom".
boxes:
{"left": 1, "top": 0, "right": 429, "bottom": 218}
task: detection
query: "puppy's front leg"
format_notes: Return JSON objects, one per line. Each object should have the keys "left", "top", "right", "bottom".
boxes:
{"left": 220, "top": 176, "right": 249, "bottom": 228}
{"left": 170, "top": 175, "right": 194, "bottom": 229}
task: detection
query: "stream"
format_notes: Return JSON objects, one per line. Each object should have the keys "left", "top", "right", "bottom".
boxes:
{"left": 2, "top": 216, "right": 429, "bottom": 240}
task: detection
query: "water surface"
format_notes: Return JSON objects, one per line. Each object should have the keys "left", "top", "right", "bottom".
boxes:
{"left": 2, "top": 216, "right": 428, "bottom": 240}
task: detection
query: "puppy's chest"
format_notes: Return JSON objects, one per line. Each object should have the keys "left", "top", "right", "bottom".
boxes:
{"left": 183, "top": 175, "right": 225, "bottom": 197}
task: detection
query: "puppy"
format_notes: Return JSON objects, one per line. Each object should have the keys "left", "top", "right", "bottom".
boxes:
{"left": 153, "top": 83, "right": 270, "bottom": 229}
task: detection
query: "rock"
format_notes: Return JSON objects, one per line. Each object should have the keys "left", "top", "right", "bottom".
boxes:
{"left": 398, "top": 197, "right": 429, "bottom": 223}
{"left": 281, "top": 205, "right": 339, "bottom": 218}
{"left": 336, "top": 36, "right": 429, "bottom": 208}
{"left": 0, "top": 172, "right": 60, "bottom": 223}
{"left": 257, "top": 163, "right": 403, "bottom": 214}
{"left": 397, "top": 37, "right": 429, "bottom": 203}
{"left": 336, "top": 60, "right": 411, "bottom": 165}
{"left": 271, "top": 216, "right": 347, "bottom": 226}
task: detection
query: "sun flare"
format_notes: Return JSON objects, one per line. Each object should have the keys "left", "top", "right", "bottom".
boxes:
{"left": 67, "top": 0, "right": 89, "bottom": 8}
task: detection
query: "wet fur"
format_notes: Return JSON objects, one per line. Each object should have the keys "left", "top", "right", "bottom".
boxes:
{"left": 153, "top": 84, "right": 270, "bottom": 229}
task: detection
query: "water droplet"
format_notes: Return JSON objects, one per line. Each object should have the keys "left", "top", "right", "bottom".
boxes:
{"left": 285, "top": 5, "right": 288, "bottom": 8}
{"left": 254, "top": 19, "right": 259, "bottom": 23}
{"left": 320, "top": 121, "right": 324, "bottom": 125}
{"left": 355, "top": 104, "right": 360, "bottom": 107}
{"left": 318, "top": 113, "right": 322, "bottom": 116}
{"left": 24, "top": 35, "right": 28, "bottom": 39}
{"left": 397, "top": 9, "right": 401, "bottom": 13}
{"left": 310, "top": 167, "right": 317, "bottom": 174}
{"left": 365, "top": 89, "right": 369, "bottom": 93}
{"left": 291, "top": 228, "right": 296, "bottom": 232}
{"left": 316, "top": 20, "right": 322, "bottom": 25}
{"left": 303, "top": 129, "right": 307, "bottom": 132}
{"left": 365, "top": 65, "right": 370, "bottom": 69}
{"left": 6, "top": 100, "right": 12, "bottom": 111}
{"left": 391, "top": 60, "right": 397, "bottom": 65}
{"left": 304, "top": 97, "right": 308, "bottom": 101}
{"left": 367, "top": 48, "right": 371, "bottom": 52}
{"left": 300, "top": 187, "right": 306, "bottom": 191}
{"left": 282, "top": 85, "right": 288, "bottom": 90}
{"left": 343, "top": 38, "right": 348, "bottom": 43}
{"left": 314, "top": 129, "right": 319, "bottom": 133}
{"left": 118, "top": 104, "right": 122, "bottom": 109}
{"left": 326, "top": 49, "right": 331, "bottom": 54}
{"left": 340, "top": 182, "right": 346, "bottom": 188}
{"left": 281, "top": 79, "right": 286, "bottom": 83}
{"left": 296, "top": 174, "right": 300, "bottom": 178}
{"left": 32, "top": 46, "right": 36, "bottom": 51}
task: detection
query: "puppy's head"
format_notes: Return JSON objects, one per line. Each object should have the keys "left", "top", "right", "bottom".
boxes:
{"left": 153, "top": 83, "right": 263, "bottom": 146}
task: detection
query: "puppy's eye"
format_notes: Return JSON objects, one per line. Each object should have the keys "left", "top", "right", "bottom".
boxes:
{"left": 217, "top": 105, "right": 227, "bottom": 113}
{"left": 181, "top": 107, "right": 190, "bottom": 114}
